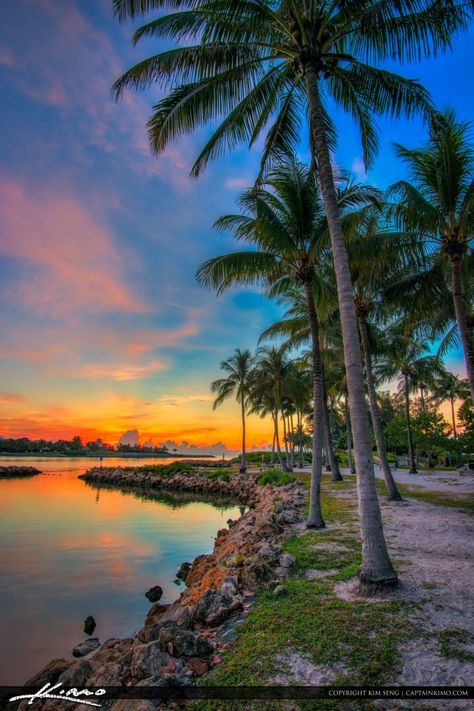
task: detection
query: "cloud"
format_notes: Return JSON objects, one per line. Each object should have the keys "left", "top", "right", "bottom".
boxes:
{"left": 224, "top": 177, "right": 252, "bottom": 191}
{"left": 351, "top": 157, "right": 368, "bottom": 182}
{"left": 80, "top": 359, "right": 168, "bottom": 381}
{"left": 0, "top": 45, "right": 15, "bottom": 67}
{"left": 0, "top": 392, "right": 26, "bottom": 405}
{"left": 0, "top": 176, "right": 148, "bottom": 316}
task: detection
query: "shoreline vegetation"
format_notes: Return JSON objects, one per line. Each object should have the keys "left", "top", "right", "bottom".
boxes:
{"left": 19, "top": 463, "right": 474, "bottom": 711}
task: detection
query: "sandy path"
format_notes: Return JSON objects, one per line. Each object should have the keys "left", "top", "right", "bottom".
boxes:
{"left": 377, "top": 496, "right": 474, "bottom": 709}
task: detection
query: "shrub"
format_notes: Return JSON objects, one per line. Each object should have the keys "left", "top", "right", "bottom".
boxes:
{"left": 207, "top": 469, "right": 230, "bottom": 482}
{"left": 258, "top": 469, "right": 294, "bottom": 487}
{"left": 136, "top": 461, "right": 193, "bottom": 476}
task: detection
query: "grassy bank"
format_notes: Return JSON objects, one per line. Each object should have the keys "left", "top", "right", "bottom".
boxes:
{"left": 194, "top": 478, "right": 414, "bottom": 711}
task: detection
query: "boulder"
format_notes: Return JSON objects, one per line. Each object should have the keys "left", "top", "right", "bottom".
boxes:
{"left": 72, "top": 637, "right": 100, "bottom": 658}
{"left": 279, "top": 553, "right": 296, "bottom": 568}
{"left": 194, "top": 588, "right": 243, "bottom": 626}
{"left": 156, "top": 621, "right": 214, "bottom": 657}
{"left": 24, "top": 658, "right": 73, "bottom": 687}
{"left": 176, "top": 561, "right": 191, "bottom": 582}
{"left": 130, "top": 641, "right": 170, "bottom": 681}
{"left": 58, "top": 660, "right": 93, "bottom": 686}
{"left": 145, "top": 585, "right": 163, "bottom": 603}
{"left": 84, "top": 615, "right": 96, "bottom": 635}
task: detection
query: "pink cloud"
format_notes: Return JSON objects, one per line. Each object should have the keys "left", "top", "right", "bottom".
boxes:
{"left": 79, "top": 359, "right": 168, "bottom": 381}
{"left": 0, "top": 176, "right": 148, "bottom": 316}
{"left": 0, "top": 392, "right": 27, "bottom": 405}
{"left": 0, "top": 45, "right": 15, "bottom": 67}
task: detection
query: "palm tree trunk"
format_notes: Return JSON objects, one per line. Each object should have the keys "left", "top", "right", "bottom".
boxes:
{"left": 304, "top": 65, "right": 395, "bottom": 583}
{"left": 404, "top": 374, "right": 417, "bottom": 474}
{"left": 274, "top": 407, "right": 284, "bottom": 468}
{"left": 240, "top": 398, "right": 246, "bottom": 473}
{"left": 304, "top": 280, "right": 325, "bottom": 529}
{"left": 451, "top": 255, "right": 474, "bottom": 402}
{"left": 358, "top": 316, "right": 402, "bottom": 500}
{"left": 282, "top": 412, "right": 291, "bottom": 470}
{"left": 324, "top": 395, "right": 343, "bottom": 481}
{"left": 290, "top": 412, "right": 296, "bottom": 468}
{"left": 344, "top": 393, "right": 356, "bottom": 474}
{"left": 270, "top": 428, "right": 275, "bottom": 466}
{"left": 450, "top": 392, "right": 461, "bottom": 468}
{"left": 297, "top": 412, "right": 304, "bottom": 467}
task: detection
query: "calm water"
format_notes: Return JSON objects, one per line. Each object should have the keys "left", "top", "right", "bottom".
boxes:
{"left": 0, "top": 456, "right": 243, "bottom": 683}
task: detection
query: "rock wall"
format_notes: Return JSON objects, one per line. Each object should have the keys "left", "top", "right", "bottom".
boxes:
{"left": 18, "top": 468, "right": 306, "bottom": 710}
{"left": 0, "top": 465, "right": 41, "bottom": 478}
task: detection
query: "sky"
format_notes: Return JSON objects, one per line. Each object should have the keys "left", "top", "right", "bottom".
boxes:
{"left": 0, "top": 1, "right": 473, "bottom": 453}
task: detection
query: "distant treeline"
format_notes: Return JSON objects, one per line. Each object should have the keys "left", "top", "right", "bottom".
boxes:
{"left": 0, "top": 436, "right": 169, "bottom": 455}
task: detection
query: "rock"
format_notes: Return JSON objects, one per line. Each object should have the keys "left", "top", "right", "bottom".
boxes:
{"left": 255, "top": 543, "right": 282, "bottom": 565}
{"left": 84, "top": 615, "right": 96, "bottom": 635}
{"left": 186, "top": 657, "right": 210, "bottom": 676}
{"left": 59, "top": 660, "right": 93, "bottom": 686}
{"left": 145, "top": 585, "right": 163, "bottom": 603}
{"left": 220, "top": 576, "right": 240, "bottom": 597}
{"left": 273, "top": 584, "right": 288, "bottom": 597}
{"left": 24, "top": 658, "right": 73, "bottom": 686}
{"left": 130, "top": 641, "right": 170, "bottom": 680}
{"left": 214, "top": 616, "right": 245, "bottom": 645}
{"left": 279, "top": 553, "right": 296, "bottom": 568}
{"left": 194, "top": 588, "right": 243, "bottom": 626}
{"left": 157, "top": 621, "right": 214, "bottom": 657}
{"left": 279, "top": 509, "right": 300, "bottom": 524}
{"left": 159, "top": 602, "right": 193, "bottom": 629}
{"left": 145, "top": 602, "right": 169, "bottom": 626}
{"left": 72, "top": 637, "right": 100, "bottom": 658}
{"left": 0, "top": 466, "right": 41, "bottom": 478}
{"left": 274, "top": 566, "right": 290, "bottom": 579}
{"left": 176, "top": 561, "right": 191, "bottom": 582}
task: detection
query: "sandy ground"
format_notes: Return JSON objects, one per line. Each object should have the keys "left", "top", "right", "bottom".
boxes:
{"left": 293, "top": 465, "right": 474, "bottom": 494}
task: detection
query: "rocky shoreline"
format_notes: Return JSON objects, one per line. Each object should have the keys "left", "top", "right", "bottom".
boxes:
{"left": 18, "top": 467, "right": 305, "bottom": 710}
{"left": 0, "top": 465, "right": 41, "bottom": 478}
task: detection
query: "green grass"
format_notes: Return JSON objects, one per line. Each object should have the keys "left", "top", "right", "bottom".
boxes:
{"left": 372, "top": 477, "right": 474, "bottom": 512}
{"left": 207, "top": 469, "right": 231, "bottom": 482}
{"left": 438, "top": 628, "right": 474, "bottom": 662}
{"left": 193, "top": 483, "right": 412, "bottom": 711}
{"left": 133, "top": 461, "right": 194, "bottom": 476}
{"left": 257, "top": 469, "right": 295, "bottom": 487}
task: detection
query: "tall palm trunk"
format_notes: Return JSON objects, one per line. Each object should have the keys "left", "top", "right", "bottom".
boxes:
{"left": 304, "top": 65, "right": 396, "bottom": 583}
{"left": 304, "top": 280, "right": 325, "bottom": 529}
{"left": 403, "top": 373, "right": 417, "bottom": 473}
{"left": 290, "top": 412, "right": 296, "bottom": 468}
{"left": 450, "top": 390, "right": 462, "bottom": 468}
{"left": 322, "top": 364, "right": 343, "bottom": 481}
{"left": 358, "top": 316, "right": 402, "bottom": 500}
{"left": 450, "top": 255, "right": 474, "bottom": 402}
{"left": 274, "top": 407, "right": 284, "bottom": 468}
{"left": 297, "top": 412, "right": 304, "bottom": 467}
{"left": 282, "top": 413, "right": 291, "bottom": 470}
{"left": 344, "top": 393, "right": 356, "bottom": 474}
{"left": 240, "top": 398, "right": 246, "bottom": 473}
{"left": 270, "top": 428, "right": 276, "bottom": 466}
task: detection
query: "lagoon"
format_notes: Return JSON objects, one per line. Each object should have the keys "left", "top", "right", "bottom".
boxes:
{"left": 0, "top": 456, "right": 242, "bottom": 683}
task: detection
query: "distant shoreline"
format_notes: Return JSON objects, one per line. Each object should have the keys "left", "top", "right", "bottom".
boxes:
{"left": 0, "top": 452, "right": 216, "bottom": 459}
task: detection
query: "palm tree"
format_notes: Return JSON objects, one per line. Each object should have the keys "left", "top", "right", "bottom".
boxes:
{"left": 113, "top": 0, "right": 470, "bottom": 584}
{"left": 431, "top": 371, "right": 470, "bottom": 467}
{"left": 376, "top": 332, "right": 443, "bottom": 474}
{"left": 198, "top": 160, "right": 370, "bottom": 525}
{"left": 388, "top": 110, "right": 474, "bottom": 402}
{"left": 211, "top": 348, "right": 255, "bottom": 473}
{"left": 252, "top": 346, "right": 292, "bottom": 474}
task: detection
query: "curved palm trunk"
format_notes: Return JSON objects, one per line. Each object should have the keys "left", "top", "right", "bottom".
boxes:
{"left": 358, "top": 317, "right": 402, "bottom": 500}
{"left": 290, "top": 413, "right": 296, "bottom": 468}
{"left": 240, "top": 398, "right": 246, "bottom": 473}
{"left": 304, "top": 281, "right": 325, "bottom": 529}
{"left": 304, "top": 66, "right": 396, "bottom": 584}
{"left": 404, "top": 374, "right": 417, "bottom": 474}
{"left": 270, "top": 429, "right": 276, "bottom": 466}
{"left": 344, "top": 393, "right": 356, "bottom": 474}
{"left": 451, "top": 255, "right": 474, "bottom": 402}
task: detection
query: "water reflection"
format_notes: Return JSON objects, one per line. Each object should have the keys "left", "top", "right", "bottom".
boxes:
{"left": 0, "top": 456, "right": 242, "bottom": 684}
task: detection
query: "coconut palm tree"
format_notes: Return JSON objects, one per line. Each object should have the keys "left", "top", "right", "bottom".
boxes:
{"left": 197, "top": 159, "right": 369, "bottom": 524}
{"left": 430, "top": 371, "right": 470, "bottom": 467}
{"left": 375, "top": 332, "right": 443, "bottom": 474}
{"left": 113, "top": 0, "right": 471, "bottom": 583}
{"left": 211, "top": 348, "right": 255, "bottom": 473}
{"left": 388, "top": 109, "right": 474, "bottom": 402}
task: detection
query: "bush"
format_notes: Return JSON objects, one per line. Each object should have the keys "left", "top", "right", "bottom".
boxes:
{"left": 386, "top": 452, "right": 398, "bottom": 463}
{"left": 136, "top": 461, "right": 193, "bottom": 476}
{"left": 207, "top": 469, "right": 230, "bottom": 482}
{"left": 258, "top": 469, "right": 294, "bottom": 487}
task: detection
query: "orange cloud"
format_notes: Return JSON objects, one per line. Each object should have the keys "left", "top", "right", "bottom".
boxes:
{"left": 0, "top": 176, "right": 149, "bottom": 316}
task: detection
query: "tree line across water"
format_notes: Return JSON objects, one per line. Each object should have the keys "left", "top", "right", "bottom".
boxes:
{"left": 113, "top": 0, "right": 474, "bottom": 588}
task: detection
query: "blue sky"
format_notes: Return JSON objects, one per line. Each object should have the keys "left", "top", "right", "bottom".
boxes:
{"left": 0, "top": 0, "right": 472, "bottom": 450}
